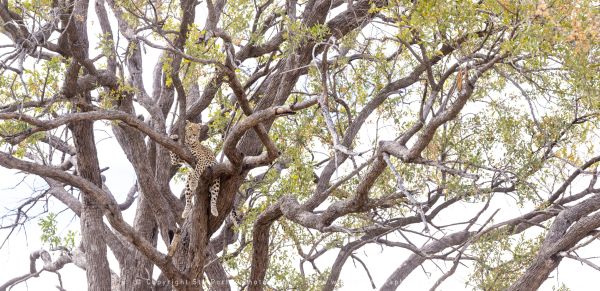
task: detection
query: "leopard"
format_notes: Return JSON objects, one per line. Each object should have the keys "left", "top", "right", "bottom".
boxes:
{"left": 170, "top": 121, "right": 220, "bottom": 218}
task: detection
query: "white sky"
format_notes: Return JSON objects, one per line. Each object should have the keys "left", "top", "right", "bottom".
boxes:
{"left": 1, "top": 1, "right": 599, "bottom": 291}
{"left": 2, "top": 146, "right": 599, "bottom": 291}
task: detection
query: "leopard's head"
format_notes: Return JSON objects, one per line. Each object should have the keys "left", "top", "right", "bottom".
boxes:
{"left": 185, "top": 121, "right": 202, "bottom": 142}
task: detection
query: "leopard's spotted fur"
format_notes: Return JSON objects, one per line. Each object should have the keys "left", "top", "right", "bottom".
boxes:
{"left": 170, "top": 121, "right": 219, "bottom": 218}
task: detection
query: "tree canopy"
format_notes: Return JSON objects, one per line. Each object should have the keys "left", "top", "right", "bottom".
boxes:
{"left": 0, "top": 0, "right": 599, "bottom": 290}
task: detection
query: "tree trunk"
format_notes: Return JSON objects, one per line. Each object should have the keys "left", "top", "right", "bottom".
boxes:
{"left": 71, "top": 113, "right": 112, "bottom": 290}
{"left": 118, "top": 193, "right": 158, "bottom": 291}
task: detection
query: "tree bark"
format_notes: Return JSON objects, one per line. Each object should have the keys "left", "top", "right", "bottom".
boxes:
{"left": 71, "top": 101, "right": 112, "bottom": 290}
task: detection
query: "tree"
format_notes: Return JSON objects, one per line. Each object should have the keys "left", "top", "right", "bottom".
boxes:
{"left": 0, "top": 0, "right": 598, "bottom": 290}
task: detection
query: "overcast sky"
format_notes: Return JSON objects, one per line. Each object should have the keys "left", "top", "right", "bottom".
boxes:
{"left": 1, "top": 2, "right": 598, "bottom": 290}
{"left": 2, "top": 152, "right": 598, "bottom": 291}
